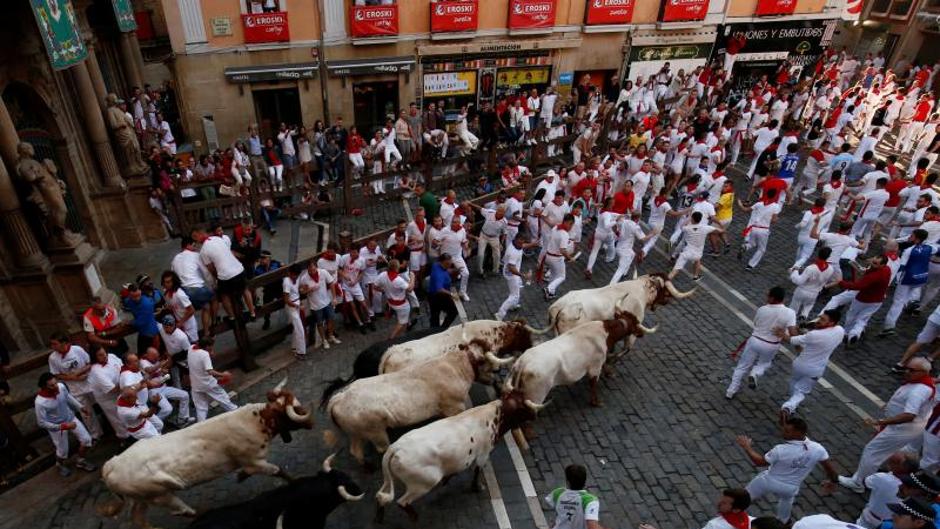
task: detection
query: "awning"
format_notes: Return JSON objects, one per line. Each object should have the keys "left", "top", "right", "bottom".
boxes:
{"left": 224, "top": 62, "right": 319, "bottom": 83}
{"left": 326, "top": 57, "right": 416, "bottom": 76}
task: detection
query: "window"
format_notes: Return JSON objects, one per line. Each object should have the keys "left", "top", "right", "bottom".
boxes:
{"left": 868, "top": 0, "right": 914, "bottom": 18}
{"left": 246, "top": 0, "right": 285, "bottom": 13}
{"left": 869, "top": 0, "right": 891, "bottom": 13}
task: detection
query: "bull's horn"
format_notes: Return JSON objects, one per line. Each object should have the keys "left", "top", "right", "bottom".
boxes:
{"left": 632, "top": 267, "right": 638, "bottom": 280}
{"left": 286, "top": 404, "right": 311, "bottom": 424}
{"left": 276, "top": 513, "right": 285, "bottom": 529}
{"left": 638, "top": 323, "right": 658, "bottom": 334}
{"left": 461, "top": 325, "right": 468, "bottom": 342}
{"left": 337, "top": 485, "right": 365, "bottom": 501}
{"left": 523, "top": 324, "right": 552, "bottom": 335}
{"left": 665, "top": 281, "right": 695, "bottom": 299}
{"left": 322, "top": 453, "right": 336, "bottom": 473}
{"left": 503, "top": 378, "right": 515, "bottom": 393}
{"left": 485, "top": 351, "right": 515, "bottom": 367}
{"left": 273, "top": 377, "right": 288, "bottom": 392}
{"left": 524, "top": 399, "right": 548, "bottom": 412}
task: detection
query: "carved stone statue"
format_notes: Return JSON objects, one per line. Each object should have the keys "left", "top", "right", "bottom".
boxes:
{"left": 15, "top": 142, "right": 79, "bottom": 246}
{"left": 106, "top": 92, "right": 149, "bottom": 177}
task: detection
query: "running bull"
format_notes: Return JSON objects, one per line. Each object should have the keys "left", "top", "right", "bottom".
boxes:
{"left": 374, "top": 391, "right": 543, "bottom": 522}
{"left": 101, "top": 382, "right": 313, "bottom": 528}
{"left": 187, "top": 454, "right": 362, "bottom": 529}
{"left": 323, "top": 348, "right": 514, "bottom": 465}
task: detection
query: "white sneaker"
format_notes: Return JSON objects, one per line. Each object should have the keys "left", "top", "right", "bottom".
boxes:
{"left": 494, "top": 313, "right": 504, "bottom": 321}
{"left": 322, "top": 341, "right": 330, "bottom": 350}
{"left": 837, "top": 475, "right": 865, "bottom": 494}
{"left": 460, "top": 293, "right": 470, "bottom": 302}
{"left": 329, "top": 336, "right": 341, "bottom": 344}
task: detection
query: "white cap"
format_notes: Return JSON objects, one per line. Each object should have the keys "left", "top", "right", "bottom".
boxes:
{"left": 544, "top": 170, "right": 557, "bottom": 178}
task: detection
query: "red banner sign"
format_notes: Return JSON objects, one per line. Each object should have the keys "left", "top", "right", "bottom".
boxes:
{"left": 659, "top": 0, "right": 708, "bottom": 22}
{"left": 431, "top": 0, "right": 479, "bottom": 33}
{"left": 241, "top": 12, "right": 290, "bottom": 43}
{"left": 508, "top": 0, "right": 556, "bottom": 29}
{"left": 350, "top": 5, "right": 399, "bottom": 38}
{"left": 585, "top": 0, "right": 635, "bottom": 24}
{"left": 754, "top": 0, "right": 797, "bottom": 15}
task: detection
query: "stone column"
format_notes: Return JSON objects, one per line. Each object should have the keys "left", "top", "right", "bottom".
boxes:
{"left": 70, "top": 60, "right": 124, "bottom": 188}
{"left": 129, "top": 33, "right": 147, "bottom": 85}
{"left": 0, "top": 101, "right": 48, "bottom": 268}
{"left": 85, "top": 41, "right": 109, "bottom": 111}
{"left": 118, "top": 32, "right": 143, "bottom": 90}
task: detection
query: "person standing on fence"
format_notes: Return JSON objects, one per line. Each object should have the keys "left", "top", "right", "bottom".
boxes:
{"left": 264, "top": 138, "right": 284, "bottom": 192}
{"left": 47, "top": 333, "right": 103, "bottom": 443}
{"left": 283, "top": 264, "right": 307, "bottom": 360}
{"left": 187, "top": 336, "right": 237, "bottom": 422}
{"left": 382, "top": 118, "right": 403, "bottom": 169}
{"left": 456, "top": 105, "right": 480, "bottom": 155}
{"left": 193, "top": 226, "right": 257, "bottom": 323}
{"left": 277, "top": 123, "right": 298, "bottom": 170}
{"left": 172, "top": 237, "right": 217, "bottom": 337}
{"left": 395, "top": 110, "right": 416, "bottom": 167}
{"left": 35, "top": 373, "right": 97, "bottom": 477}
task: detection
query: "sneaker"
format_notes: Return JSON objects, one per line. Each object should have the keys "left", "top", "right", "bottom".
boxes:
{"left": 329, "top": 336, "right": 341, "bottom": 345}
{"left": 295, "top": 353, "right": 307, "bottom": 361}
{"left": 747, "top": 375, "right": 758, "bottom": 390}
{"left": 57, "top": 463, "right": 72, "bottom": 477}
{"left": 494, "top": 313, "right": 504, "bottom": 322}
{"left": 176, "top": 416, "right": 196, "bottom": 428}
{"left": 890, "top": 363, "right": 907, "bottom": 374}
{"left": 745, "top": 265, "right": 754, "bottom": 271}
{"left": 322, "top": 341, "right": 330, "bottom": 350}
{"left": 725, "top": 391, "right": 735, "bottom": 400}
{"left": 692, "top": 275, "right": 703, "bottom": 281}
{"left": 737, "top": 244, "right": 745, "bottom": 260}
{"left": 877, "top": 328, "right": 897, "bottom": 338}
{"left": 74, "top": 458, "right": 96, "bottom": 472}
{"left": 848, "top": 335, "right": 859, "bottom": 346}
{"left": 837, "top": 475, "right": 865, "bottom": 494}
{"left": 460, "top": 293, "right": 470, "bottom": 302}
{"left": 369, "top": 320, "right": 377, "bottom": 331}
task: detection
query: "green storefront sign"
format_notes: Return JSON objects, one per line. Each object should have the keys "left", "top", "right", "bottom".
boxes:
{"left": 112, "top": 0, "right": 137, "bottom": 32}
{"left": 30, "top": 0, "right": 87, "bottom": 70}
{"left": 629, "top": 45, "right": 708, "bottom": 63}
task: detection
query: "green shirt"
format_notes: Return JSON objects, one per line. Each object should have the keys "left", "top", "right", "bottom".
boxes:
{"left": 420, "top": 191, "right": 440, "bottom": 220}
{"left": 545, "top": 487, "right": 599, "bottom": 529}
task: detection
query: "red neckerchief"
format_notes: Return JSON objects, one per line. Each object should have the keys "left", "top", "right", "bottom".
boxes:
{"left": 831, "top": 181, "right": 842, "bottom": 189}
{"left": 721, "top": 512, "right": 750, "bottom": 529}
{"left": 117, "top": 396, "right": 137, "bottom": 408}
{"left": 811, "top": 206, "right": 824, "bottom": 214}
{"left": 415, "top": 219, "right": 426, "bottom": 233}
{"left": 654, "top": 196, "right": 668, "bottom": 207}
{"left": 761, "top": 196, "right": 776, "bottom": 206}
{"left": 311, "top": 269, "right": 320, "bottom": 282}
{"left": 387, "top": 270, "right": 399, "bottom": 282}
{"left": 556, "top": 225, "right": 569, "bottom": 232}
{"left": 906, "top": 375, "right": 937, "bottom": 400}
{"left": 38, "top": 386, "right": 59, "bottom": 399}
{"left": 886, "top": 251, "right": 898, "bottom": 261}
{"left": 56, "top": 347, "right": 69, "bottom": 357}
{"left": 322, "top": 251, "right": 336, "bottom": 261}
{"left": 685, "top": 183, "right": 697, "bottom": 193}
{"left": 121, "top": 366, "right": 139, "bottom": 373}
{"left": 444, "top": 197, "right": 455, "bottom": 205}
{"left": 815, "top": 259, "right": 829, "bottom": 272}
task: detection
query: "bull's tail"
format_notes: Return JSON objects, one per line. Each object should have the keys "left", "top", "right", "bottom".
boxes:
{"left": 320, "top": 376, "right": 355, "bottom": 411}
{"left": 375, "top": 448, "right": 398, "bottom": 507}
{"left": 322, "top": 404, "right": 345, "bottom": 449}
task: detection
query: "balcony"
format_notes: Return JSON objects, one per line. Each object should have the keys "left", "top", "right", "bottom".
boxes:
{"left": 241, "top": 11, "right": 290, "bottom": 44}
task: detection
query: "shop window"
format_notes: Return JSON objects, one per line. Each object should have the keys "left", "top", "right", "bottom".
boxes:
{"left": 869, "top": 0, "right": 914, "bottom": 18}
{"left": 246, "top": 0, "right": 286, "bottom": 13}
{"left": 868, "top": 0, "right": 891, "bottom": 14}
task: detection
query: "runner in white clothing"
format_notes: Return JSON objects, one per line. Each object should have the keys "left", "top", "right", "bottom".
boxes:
{"left": 851, "top": 180, "right": 890, "bottom": 243}
{"left": 187, "top": 337, "right": 237, "bottom": 422}
{"left": 793, "top": 199, "right": 831, "bottom": 268}
{"left": 739, "top": 191, "right": 783, "bottom": 270}
{"left": 726, "top": 287, "right": 798, "bottom": 399}
{"left": 282, "top": 265, "right": 307, "bottom": 359}
{"left": 789, "top": 247, "right": 837, "bottom": 320}
{"left": 776, "top": 309, "right": 845, "bottom": 413}
{"left": 609, "top": 216, "right": 652, "bottom": 285}
{"left": 669, "top": 211, "right": 721, "bottom": 281}
{"left": 736, "top": 417, "right": 838, "bottom": 522}
{"left": 440, "top": 217, "right": 471, "bottom": 301}
{"left": 496, "top": 236, "right": 538, "bottom": 321}
{"left": 544, "top": 215, "right": 576, "bottom": 300}
{"left": 585, "top": 199, "right": 619, "bottom": 279}
{"left": 855, "top": 454, "right": 922, "bottom": 529}
{"left": 374, "top": 259, "right": 415, "bottom": 339}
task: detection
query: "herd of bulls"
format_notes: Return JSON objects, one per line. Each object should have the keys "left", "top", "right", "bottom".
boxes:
{"left": 97, "top": 274, "right": 693, "bottom": 529}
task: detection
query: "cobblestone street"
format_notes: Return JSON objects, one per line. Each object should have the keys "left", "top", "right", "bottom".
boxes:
{"left": 10, "top": 160, "right": 929, "bottom": 529}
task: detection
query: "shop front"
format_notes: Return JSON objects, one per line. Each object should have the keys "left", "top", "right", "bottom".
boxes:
{"left": 222, "top": 61, "right": 320, "bottom": 141}
{"left": 325, "top": 56, "right": 415, "bottom": 134}
{"left": 625, "top": 29, "right": 717, "bottom": 83}
{"left": 713, "top": 19, "right": 837, "bottom": 93}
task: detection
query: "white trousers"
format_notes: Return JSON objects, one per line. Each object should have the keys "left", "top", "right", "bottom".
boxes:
{"left": 587, "top": 231, "right": 615, "bottom": 273}
{"left": 349, "top": 152, "right": 365, "bottom": 170}
{"left": 497, "top": 275, "right": 522, "bottom": 320}
{"left": 820, "top": 289, "right": 856, "bottom": 314}
{"left": 782, "top": 364, "right": 824, "bottom": 412}
{"left": 642, "top": 225, "right": 664, "bottom": 256}
{"left": 851, "top": 424, "right": 925, "bottom": 483}
{"left": 727, "top": 337, "right": 781, "bottom": 394}
{"left": 844, "top": 299, "right": 882, "bottom": 339}
{"left": 884, "top": 284, "right": 923, "bottom": 329}
{"left": 745, "top": 228, "right": 771, "bottom": 268}
{"left": 477, "top": 235, "right": 501, "bottom": 274}
{"left": 746, "top": 471, "right": 801, "bottom": 522}
{"left": 128, "top": 415, "right": 163, "bottom": 440}
{"left": 73, "top": 392, "right": 103, "bottom": 440}
{"left": 49, "top": 420, "right": 92, "bottom": 459}
{"left": 851, "top": 217, "right": 876, "bottom": 243}
{"left": 94, "top": 391, "right": 128, "bottom": 439}
{"left": 193, "top": 385, "right": 238, "bottom": 422}
{"left": 287, "top": 306, "right": 306, "bottom": 355}
{"left": 545, "top": 255, "right": 566, "bottom": 295}
{"left": 897, "top": 122, "right": 925, "bottom": 152}
{"left": 609, "top": 250, "right": 636, "bottom": 285}
{"left": 152, "top": 385, "right": 191, "bottom": 421}
{"left": 384, "top": 144, "right": 403, "bottom": 165}
{"left": 793, "top": 237, "right": 817, "bottom": 268}
{"left": 921, "top": 431, "right": 940, "bottom": 473}
{"left": 458, "top": 130, "right": 479, "bottom": 152}
{"left": 789, "top": 288, "right": 821, "bottom": 319}
{"left": 268, "top": 164, "right": 284, "bottom": 190}
{"left": 452, "top": 256, "right": 470, "bottom": 296}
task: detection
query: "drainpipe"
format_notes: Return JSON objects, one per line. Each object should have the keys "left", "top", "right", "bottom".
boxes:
{"left": 316, "top": 0, "right": 331, "bottom": 124}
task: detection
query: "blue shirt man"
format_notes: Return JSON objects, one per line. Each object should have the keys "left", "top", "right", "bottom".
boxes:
{"left": 123, "top": 287, "right": 160, "bottom": 338}
{"left": 428, "top": 261, "right": 452, "bottom": 294}
{"left": 428, "top": 256, "right": 458, "bottom": 329}
{"left": 881, "top": 229, "right": 938, "bottom": 334}
{"left": 778, "top": 152, "right": 800, "bottom": 181}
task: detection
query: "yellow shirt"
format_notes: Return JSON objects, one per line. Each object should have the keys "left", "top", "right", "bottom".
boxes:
{"left": 628, "top": 134, "right": 645, "bottom": 149}
{"left": 716, "top": 192, "right": 734, "bottom": 222}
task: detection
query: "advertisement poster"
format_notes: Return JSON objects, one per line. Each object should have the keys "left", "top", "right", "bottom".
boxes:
{"left": 242, "top": 12, "right": 290, "bottom": 43}
{"left": 585, "top": 0, "right": 635, "bottom": 25}
{"left": 430, "top": 0, "right": 479, "bottom": 32}
{"left": 30, "top": 0, "right": 87, "bottom": 70}
{"left": 659, "top": 0, "right": 709, "bottom": 23}
{"left": 478, "top": 67, "right": 497, "bottom": 104}
{"left": 424, "top": 71, "right": 478, "bottom": 97}
{"left": 508, "top": 0, "right": 557, "bottom": 29}
{"left": 497, "top": 68, "right": 550, "bottom": 88}
{"left": 350, "top": 4, "right": 399, "bottom": 38}
{"left": 754, "top": 0, "right": 797, "bottom": 16}
{"left": 111, "top": 0, "right": 137, "bottom": 32}
{"left": 626, "top": 43, "right": 712, "bottom": 84}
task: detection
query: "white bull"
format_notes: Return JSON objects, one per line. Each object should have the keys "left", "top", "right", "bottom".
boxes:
{"left": 374, "top": 391, "right": 543, "bottom": 522}
{"left": 379, "top": 320, "right": 533, "bottom": 374}
{"left": 325, "top": 349, "right": 514, "bottom": 465}
{"left": 100, "top": 384, "right": 313, "bottom": 529}
{"left": 527, "top": 274, "right": 694, "bottom": 339}
{"left": 505, "top": 314, "right": 651, "bottom": 408}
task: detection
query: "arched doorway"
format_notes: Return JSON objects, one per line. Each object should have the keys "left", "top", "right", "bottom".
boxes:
{"left": 2, "top": 83, "right": 85, "bottom": 248}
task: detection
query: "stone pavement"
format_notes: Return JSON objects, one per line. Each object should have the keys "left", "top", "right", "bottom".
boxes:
{"left": 7, "top": 154, "right": 929, "bottom": 529}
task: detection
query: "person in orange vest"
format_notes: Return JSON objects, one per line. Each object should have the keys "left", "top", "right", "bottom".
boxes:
{"left": 82, "top": 296, "right": 129, "bottom": 359}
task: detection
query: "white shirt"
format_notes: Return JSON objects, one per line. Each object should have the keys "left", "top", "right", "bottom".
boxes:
{"left": 859, "top": 189, "right": 889, "bottom": 220}
{"left": 338, "top": 254, "right": 365, "bottom": 286}
{"left": 883, "top": 382, "right": 934, "bottom": 427}
{"left": 282, "top": 276, "right": 301, "bottom": 306}
{"left": 165, "top": 289, "right": 198, "bottom": 342}
{"left": 440, "top": 200, "right": 457, "bottom": 226}
{"left": 751, "top": 303, "right": 797, "bottom": 342}
{"left": 48, "top": 346, "right": 92, "bottom": 396}
{"left": 648, "top": 200, "right": 673, "bottom": 227}
{"left": 796, "top": 210, "right": 829, "bottom": 241}
{"left": 614, "top": 218, "right": 644, "bottom": 253}
{"left": 763, "top": 438, "right": 830, "bottom": 486}
{"left": 503, "top": 243, "right": 524, "bottom": 278}
{"left": 546, "top": 227, "right": 572, "bottom": 256}
{"left": 747, "top": 201, "right": 782, "bottom": 229}
{"left": 199, "top": 236, "right": 244, "bottom": 280}
{"left": 545, "top": 488, "right": 599, "bottom": 529}
{"left": 790, "top": 262, "right": 836, "bottom": 296}
{"left": 860, "top": 170, "right": 888, "bottom": 193}
{"left": 159, "top": 326, "right": 192, "bottom": 355}
{"left": 480, "top": 209, "right": 508, "bottom": 238}
{"left": 790, "top": 326, "right": 845, "bottom": 375}
{"left": 299, "top": 269, "right": 334, "bottom": 311}
{"left": 406, "top": 220, "right": 427, "bottom": 250}
{"left": 440, "top": 227, "right": 467, "bottom": 257}
{"left": 359, "top": 246, "right": 383, "bottom": 282}
{"left": 540, "top": 94, "right": 557, "bottom": 119}
{"left": 542, "top": 201, "right": 569, "bottom": 231}
{"left": 88, "top": 354, "right": 123, "bottom": 397}
{"left": 823, "top": 183, "right": 845, "bottom": 211}
{"left": 171, "top": 249, "right": 211, "bottom": 288}
{"left": 536, "top": 179, "right": 559, "bottom": 201}
{"left": 818, "top": 232, "right": 859, "bottom": 263}
{"left": 119, "top": 369, "right": 149, "bottom": 406}
{"left": 793, "top": 514, "right": 855, "bottom": 529}
{"left": 863, "top": 472, "right": 902, "bottom": 521}
{"left": 595, "top": 211, "right": 620, "bottom": 236}
{"left": 187, "top": 346, "right": 219, "bottom": 392}
{"left": 631, "top": 171, "right": 651, "bottom": 208}
{"left": 680, "top": 223, "right": 716, "bottom": 256}
{"left": 375, "top": 271, "right": 409, "bottom": 302}
{"left": 505, "top": 197, "right": 524, "bottom": 227}
{"left": 753, "top": 127, "right": 779, "bottom": 152}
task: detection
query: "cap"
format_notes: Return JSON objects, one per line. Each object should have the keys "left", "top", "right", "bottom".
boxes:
{"left": 135, "top": 274, "right": 150, "bottom": 286}
{"left": 887, "top": 498, "right": 936, "bottom": 522}
{"left": 161, "top": 315, "right": 176, "bottom": 326}
{"left": 901, "top": 472, "right": 940, "bottom": 496}
{"left": 545, "top": 170, "right": 558, "bottom": 178}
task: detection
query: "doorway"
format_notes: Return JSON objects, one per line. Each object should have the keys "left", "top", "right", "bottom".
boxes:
{"left": 252, "top": 88, "right": 302, "bottom": 140}
{"left": 353, "top": 80, "right": 399, "bottom": 137}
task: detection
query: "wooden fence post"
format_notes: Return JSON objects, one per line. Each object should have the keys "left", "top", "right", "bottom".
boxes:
{"left": 342, "top": 157, "right": 353, "bottom": 214}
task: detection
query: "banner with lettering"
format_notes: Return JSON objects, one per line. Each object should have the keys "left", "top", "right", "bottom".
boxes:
{"left": 508, "top": 0, "right": 556, "bottom": 29}
{"left": 242, "top": 12, "right": 290, "bottom": 43}
{"left": 424, "top": 71, "right": 478, "bottom": 96}
{"left": 659, "top": 0, "right": 709, "bottom": 22}
{"left": 350, "top": 5, "right": 400, "bottom": 37}
{"left": 30, "top": 0, "right": 88, "bottom": 70}
{"left": 111, "top": 0, "right": 137, "bottom": 32}
{"left": 585, "top": 0, "right": 635, "bottom": 25}
{"left": 714, "top": 20, "right": 831, "bottom": 69}
{"left": 754, "top": 0, "right": 797, "bottom": 16}
{"left": 431, "top": 0, "right": 479, "bottom": 32}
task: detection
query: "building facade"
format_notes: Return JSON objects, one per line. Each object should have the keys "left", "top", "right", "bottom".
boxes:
{"left": 837, "top": 0, "right": 940, "bottom": 67}
{"left": 161, "top": 0, "right": 852, "bottom": 148}
{"left": 0, "top": 0, "right": 169, "bottom": 353}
